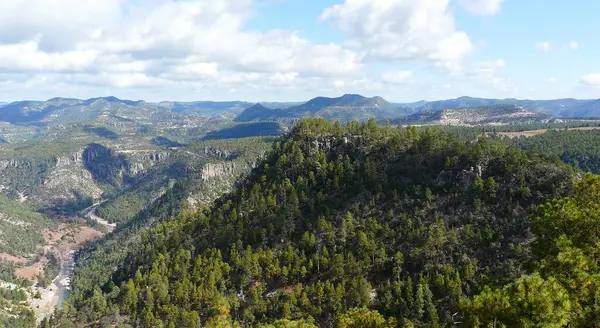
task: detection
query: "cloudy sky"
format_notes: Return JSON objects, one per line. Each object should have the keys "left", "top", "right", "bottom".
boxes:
{"left": 0, "top": 0, "right": 599, "bottom": 102}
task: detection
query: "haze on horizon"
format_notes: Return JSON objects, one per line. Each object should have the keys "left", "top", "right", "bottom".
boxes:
{"left": 1, "top": 0, "right": 599, "bottom": 103}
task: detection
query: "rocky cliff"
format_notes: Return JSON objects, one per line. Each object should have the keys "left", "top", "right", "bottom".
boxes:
{"left": 0, "top": 144, "right": 189, "bottom": 212}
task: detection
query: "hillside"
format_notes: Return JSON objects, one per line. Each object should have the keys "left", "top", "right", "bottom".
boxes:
{"left": 402, "top": 105, "right": 558, "bottom": 125}
{"left": 51, "top": 137, "right": 272, "bottom": 326}
{"left": 53, "top": 119, "right": 596, "bottom": 327}
{"left": 0, "top": 135, "right": 272, "bottom": 325}
{"left": 236, "top": 94, "right": 409, "bottom": 123}
{"left": 0, "top": 195, "right": 51, "bottom": 256}
{"left": 234, "top": 104, "right": 288, "bottom": 123}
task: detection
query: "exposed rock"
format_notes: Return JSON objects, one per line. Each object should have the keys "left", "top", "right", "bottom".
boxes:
{"left": 0, "top": 159, "right": 30, "bottom": 170}
{"left": 55, "top": 152, "right": 83, "bottom": 167}
{"left": 127, "top": 162, "right": 146, "bottom": 176}
{"left": 202, "top": 147, "right": 241, "bottom": 160}
{"left": 202, "top": 162, "right": 236, "bottom": 181}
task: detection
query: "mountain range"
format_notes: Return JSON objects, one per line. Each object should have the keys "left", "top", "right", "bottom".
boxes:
{"left": 235, "top": 94, "right": 600, "bottom": 123}
{"left": 2, "top": 95, "right": 600, "bottom": 130}
{"left": 0, "top": 97, "right": 302, "bottom": 126}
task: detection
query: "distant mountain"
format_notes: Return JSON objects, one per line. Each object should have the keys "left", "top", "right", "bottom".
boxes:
{"left": 409, "top": 96, "right": 594, "bottom": 117}
{"left": 558, "top": 99, "right": 600, "bottom": 117}
{"left": 292, "top": 94, "right": 389, "bottom": 114}
{"left": 202, "top": 122, "right": 284, "bottom": 140}
{"left": 236, "top": 94, "right": 411, "bottom": 123}
{"left": 234, "top": 104, "right": 288, "bottom": 122}
{"left": 395, "top": 100, "right": 427, "bottom": 109}
{"left": 0, "top": 100, "right": 49, "bottom": 124}
{"left": 0, "top": 96, "right": 195, "bottom": 125}
{"left": 402, "top": 104, "right": 559, "bottom": 125}
{"left": 260, "top": 101, "right": 305, "bottom": 109}
{"left": 0, "top": 97, "right": 307, "bottom": 126}
{"left": 3, "top": 95, "right": 600, "bottom": 128}
{"left": 411, "top": 96, "right": 503, "bottom": 111}
{"left": 159, "top": 101, "right": 252, "bottom": 115}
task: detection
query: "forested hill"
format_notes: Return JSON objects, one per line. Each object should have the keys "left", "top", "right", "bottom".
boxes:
{"left": 56, "top": 119, "right": 600, "bottom": 327}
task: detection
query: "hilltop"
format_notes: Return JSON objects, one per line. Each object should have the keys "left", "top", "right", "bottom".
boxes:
{"left": 56, "top": 118, "right": 598, "bottom": 327}
{"left": 236, "top": 94, "right": 408, "bottom": 123}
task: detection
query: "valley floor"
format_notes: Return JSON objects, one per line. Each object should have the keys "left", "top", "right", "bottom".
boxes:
{"left": 29, "top": 251, "right": 74, "bottom": 324}
{"left": 2, "top": 218, "right": 105, "bottom": 323}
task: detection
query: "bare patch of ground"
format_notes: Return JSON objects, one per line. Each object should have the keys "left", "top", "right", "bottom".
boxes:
{"left": 30, "top": 284, "right": 59, "bottom": 323}
{"left": 496, "top": 126, "right": 600, "bottom": 138}
{"left": 15, "top": 259, "right": 46, "bottom": 280}
{"left": 8, "top": 222, "right": 104, "bottom": 323}
{"left": 0, "top": 252, "right": 27, "bottom": 264}
{"left": 17, "top": 225, "right": 102, "bottom": 283}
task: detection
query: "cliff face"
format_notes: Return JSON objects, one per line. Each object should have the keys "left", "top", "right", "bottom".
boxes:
{"left": 0, "top": 144, "right": 181, "bottom": 211}
{"left": 201, "top": 162, "right": 236, "bottom": 181}
{"left": 0, "top": 135, "right": 268, "bottom": 217}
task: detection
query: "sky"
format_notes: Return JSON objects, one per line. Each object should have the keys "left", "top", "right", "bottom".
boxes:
{"left": 0, "top": 0, "right": 599, "bottom": 102}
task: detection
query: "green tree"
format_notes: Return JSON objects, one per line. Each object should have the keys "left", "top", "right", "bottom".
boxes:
{"left": 336, "top": 308, "right": 395, "bottom": 328}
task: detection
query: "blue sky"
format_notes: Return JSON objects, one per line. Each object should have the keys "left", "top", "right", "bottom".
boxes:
{"left": 0, "top": 0, "right": 599, "bottom": 102}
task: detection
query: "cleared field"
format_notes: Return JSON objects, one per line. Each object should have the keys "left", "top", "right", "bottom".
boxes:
{"left": 496, "top": 126, "right": 600, "bottom": 138}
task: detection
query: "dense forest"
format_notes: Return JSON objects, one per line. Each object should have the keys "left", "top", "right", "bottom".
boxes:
{"left": 44, "top": 119, "right": 600, "bottom": 327}
{"left": 507, "top": 129, "right": 600, "bottom": 174}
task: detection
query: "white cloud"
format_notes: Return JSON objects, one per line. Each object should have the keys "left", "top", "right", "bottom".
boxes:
{"left": 547, "top": 77, "right": 557, "bottom": 83}
{"left": 565, "top": 41, "right": 579, "bottom": 50}
{"left": 0, "top": 0, "right": 362, "bottom": 99}
{"left": 457, "top": 0, "right": 504, "bottom": 15}
{"left": 0, "top": 41, "right": 97, "bottom": 72}
{"left": 434, "top": 58, "right": 511, "bottom": 93}
{"left": 0, "top": 0, "right": 513, "bottom": 102}
{"left": 268, "top": 72, "right": 299, "bottom": 87}
{"left": 581, "top": 74, "right": 600, "bottom": 87}
{"left": 535, "top": 41, "right": 552, "bottom": 52}
{"left": 381, "top": 70, "right": 414, "bottom": 84}
{"left": 321, "top": 0, "right": 474, "bottom": 62}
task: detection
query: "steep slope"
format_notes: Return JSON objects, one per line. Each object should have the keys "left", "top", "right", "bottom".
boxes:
{"left": 60, "top": 119, "right": 577, "bottom": 327}
{"left": 202, "top": 122, "right": 285, "bottom": 140}
{"left": 55, "top": 137, "right": 272, "bottom": 325}
{"left": 402, "top": 105, "right": 557, "bottom": 125}
{"left": 0, "top": 195, "right": 50, "bottom": 256}
{"left": 0, "top": 133, "right": 221, "bottom": 214}
{"left": 234, "top": 104, "right": 288, "bottom": 122}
